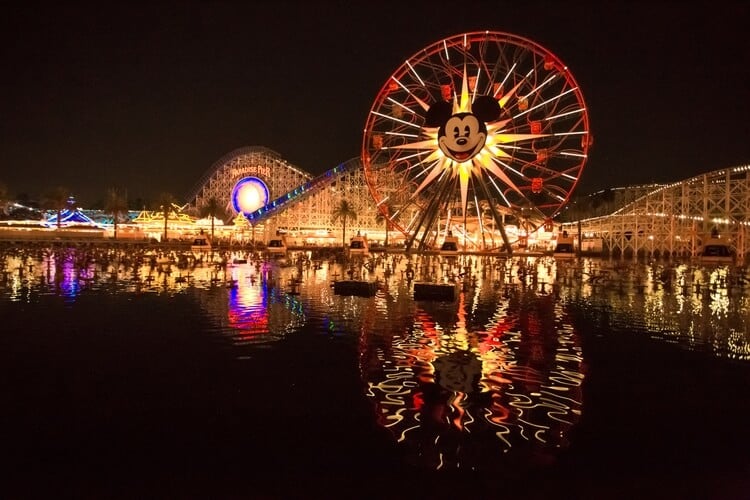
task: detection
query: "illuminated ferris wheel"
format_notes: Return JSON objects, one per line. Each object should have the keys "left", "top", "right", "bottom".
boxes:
{"left": 362, "top": 31, "right": 592, "bottom": 252}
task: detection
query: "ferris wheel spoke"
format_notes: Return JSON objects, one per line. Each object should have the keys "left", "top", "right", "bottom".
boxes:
{"left": 370, "top": 110, "right": 422, "bottom": 130}
{"left": 519, "top": 73, "right": 559, "bottom": 103}
{"left": 389, "top": 76, "right": 430, "bottom": 111}
{"left": 481, "top": 158, "right": 523, "bottom": 196}
{"left": 486, "top": 174, "right": 514, "bottom": 210}
{"left": 545, "top": 107, "right": 585, "bottom": 122}
{"left": 412, "top": 162, "right": 447, "bottom": 199}
{"left": 494, "top": 62, "right": 517, "bottom": 97}
{"left": 489, "top": 157, "right": 528, "bottom": 182}
{"left": 493, "top": 132, "right": 550, "bottom": 144}
{"left": 512, "top": 87, "right": 579, "bottom": 120}
{"left": 406, "top": 155, "right": 442, "bottom": 183}
{"left": 514, "top": 154, "right": 581, "bottom": 180}
{"left": 389, "top": 138, "right": 439, "bottom": 151}
{"left": 498, "top": 80, "right": 525, "bottom": 110}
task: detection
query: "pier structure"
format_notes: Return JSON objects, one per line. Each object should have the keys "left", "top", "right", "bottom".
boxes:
{"left": 568, "top": 165, "right": 750, "bottom": 260}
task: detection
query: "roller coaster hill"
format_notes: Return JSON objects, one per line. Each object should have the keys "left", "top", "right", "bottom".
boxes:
{"left": 559, "top": 164, "right": 750, "bottom": 261}
{"left": 185, "top": 147, "right": 388, "bottom": 249}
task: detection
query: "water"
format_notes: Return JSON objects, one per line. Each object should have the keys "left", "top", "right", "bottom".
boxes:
{"left": 2, "top": 244, "right": 749, "bottom": 498}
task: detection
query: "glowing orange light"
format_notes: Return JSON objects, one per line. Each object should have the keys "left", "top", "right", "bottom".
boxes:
{"left": 530, "top": 121, "right": 541, "bottom": 134}
{"left": 531, "top": 177, "right": 543, "bottom": 194}
{"left": 544, "top": 55, "right": 555, "bottom": 70}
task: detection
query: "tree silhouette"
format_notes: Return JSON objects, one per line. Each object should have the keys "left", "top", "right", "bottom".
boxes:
{"left": 0, "top": 182, "right": 9, "bottom": 216}
{"left": 104, "top": 188, "right": 128, "bottom": 240}
{"left": 156, "top": 192, "right": 176, "bottom": 242}
{"left": 332, "top": 199, "right": 358, "bottom": 249}
{"left": 199, "top": 196, "right": 225, "bottom": 244}
{"left": 43, "top": 186, "right": 70, "bottom": 229}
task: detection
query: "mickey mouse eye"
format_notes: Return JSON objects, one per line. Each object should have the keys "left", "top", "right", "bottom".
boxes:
{"left": 464, "top": 125, "right": 471, "bottom": 136}
{"left": 452, "top": 127, "right": 460, "bottom": 138}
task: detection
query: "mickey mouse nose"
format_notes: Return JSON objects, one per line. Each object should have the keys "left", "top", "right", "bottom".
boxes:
{"left": 456, "top": 138, "right": 468, "bottom": 146}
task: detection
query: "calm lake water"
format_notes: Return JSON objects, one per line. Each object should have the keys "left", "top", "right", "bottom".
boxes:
{"left": 2, "top": 244, "right": 750, "bottom": 499}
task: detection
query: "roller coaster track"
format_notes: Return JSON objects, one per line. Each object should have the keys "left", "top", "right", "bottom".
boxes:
{"left": 245, "top": 159, "right": 361, "bottom": 224}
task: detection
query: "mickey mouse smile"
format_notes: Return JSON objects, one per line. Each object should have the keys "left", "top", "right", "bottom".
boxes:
{"left": 439, "top": 117, "right": 487, "bottom": 162}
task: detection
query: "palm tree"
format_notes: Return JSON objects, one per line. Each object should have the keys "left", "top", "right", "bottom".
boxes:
{"left": 332, "top": 199, "right": 358, "bottom": 248}
{"left": 374, "top": 202, "right": 395, "bottom": 250}
{"left": 250, "top": 221, "right": 256, "bottom": 249}
{"left": 43, "top": 186, "right": 70, "bottom": 229}
{"left": 156, "top": 192, "right": 176, "bottom": 242}
{"left": 0, "top": 182, "right": 9, "bottom": 216}
{"left": 104, "top": 188, "right": 129, "bottom": 240}
{"left": 199, "top": 196, "right": 224, "bottom": 244}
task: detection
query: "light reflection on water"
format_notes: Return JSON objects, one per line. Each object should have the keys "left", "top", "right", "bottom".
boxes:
{"left": 2, "top": 244, "right": 749, "bottom": 474}
{"left": 361, "top": 285, "right": 584, "bottom": 471}
{"left": 553, "top": 260, "right": 750, "bottom": 360}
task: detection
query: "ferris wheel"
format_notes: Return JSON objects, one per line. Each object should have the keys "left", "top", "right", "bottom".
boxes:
{"left": 361, "top": 31, "right": 591, "bottom": 253}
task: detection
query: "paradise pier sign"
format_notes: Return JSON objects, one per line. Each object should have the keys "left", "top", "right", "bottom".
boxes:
{"left": 230, "top": 164, "right": 272, "bottom": 179}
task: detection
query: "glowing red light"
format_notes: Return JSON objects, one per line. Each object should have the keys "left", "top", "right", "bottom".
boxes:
{"left": 441, "top": 84, "right": 452, "bottom": 101}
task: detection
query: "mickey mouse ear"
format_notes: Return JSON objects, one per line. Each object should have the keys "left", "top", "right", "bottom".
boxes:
{"left": 424, "top": 100, "right": 453, "bottom": 127}
{"left": 472, "top": 96, "right": 501, "bottom": 122}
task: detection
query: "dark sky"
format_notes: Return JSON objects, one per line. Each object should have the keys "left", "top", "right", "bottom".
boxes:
{"left": 2, "top": 0, "right": 749, "bottom": 206}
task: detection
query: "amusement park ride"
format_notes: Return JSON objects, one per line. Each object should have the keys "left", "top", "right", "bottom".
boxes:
{"left": 361, "top": 31, "right": 592, "bottom": 255}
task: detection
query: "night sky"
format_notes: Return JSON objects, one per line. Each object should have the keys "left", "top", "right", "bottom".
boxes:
{"left": 2, "top": 1, "right": 748, "bottom": 207}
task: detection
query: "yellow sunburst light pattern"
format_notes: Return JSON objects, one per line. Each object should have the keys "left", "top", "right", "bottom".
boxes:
{"left": 395, "top": 62, "right": 551, "bottom": 218}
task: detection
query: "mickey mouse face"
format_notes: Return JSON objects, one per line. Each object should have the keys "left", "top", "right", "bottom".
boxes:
{"left": 424, "top": 95, "right": 502, "bottom": 164}
{"left": 439, "top": 113, "right": 486, "bottom": 162}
